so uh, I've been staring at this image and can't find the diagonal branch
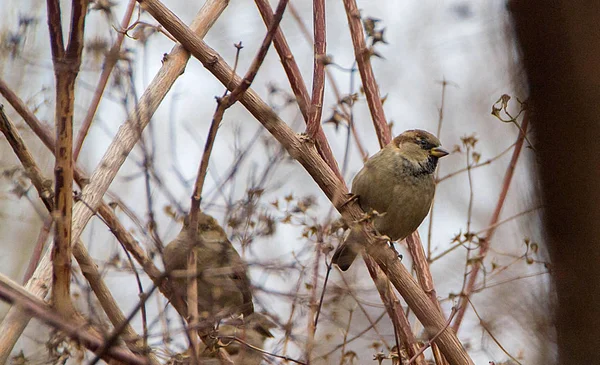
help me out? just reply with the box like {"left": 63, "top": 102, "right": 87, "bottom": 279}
{"left": 0, "top": 273, "right": 148, "bottom": 365}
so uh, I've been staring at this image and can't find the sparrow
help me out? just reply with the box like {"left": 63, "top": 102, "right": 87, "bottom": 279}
{"left": 163, "top": 212, "right": 254, "bottom": 320}
{"left": 332, "top": 129, "right": 449, "bottom": 271}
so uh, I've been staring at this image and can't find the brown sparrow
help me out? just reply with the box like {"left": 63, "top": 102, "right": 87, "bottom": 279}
{"left": 332, "top": 129, "right": 449, "bottom": 270}
{"left": 163, "top": 212, "right": 254, "bottom": 320}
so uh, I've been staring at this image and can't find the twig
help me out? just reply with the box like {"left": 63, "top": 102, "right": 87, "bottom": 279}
{"left": 452, "top": 111, "right": 530, "bottom": 332}
{"left": 338, "top": 309, "right": 354, "bottom": 365}
{"left": 315, "top": 310, "right": 387, "bottom": 360}
{"left": 407, "top": 307, "right": 458, "bottom": 364}
{"left": 466, "top": 298, "right": 523, "bottom": 365}
{"left": 428, "top": 79, "right": 452, "bottom": 258}
{"left": 74, "top": 0, "right": 137, "bottom": 160}
{"left": 313, "top": 260, "right": 331, "bottom": 329}
{"left": 436, "top": 141, "right": 517, "bottom": 183}
{"left": 306, "top": 230, "right": 324, "bottom": 363}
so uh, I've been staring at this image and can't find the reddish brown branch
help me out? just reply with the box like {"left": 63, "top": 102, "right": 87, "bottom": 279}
{"left": 306, "top": 0, "right": 326, "bottom": 139}
{"left": 287, "top": 4, "right": 369, "bottom": 161}
{"left": 451, "top": 112, "right": 530, "bottom": 332}
{"left": 47, "top": 0, "right": 89, "bottom": 317}
{"left": 363, "top": 256, "right": 427, "bottom": 365}
{"left": 0, "top": 78, "right": 54, "bottom": 148}
{"left": 253, "top": 0, "right": 343, "bottom": 181}
{"left": 341, "top": 0, "right": 390, "bottom": 147}
{"left": 226, "top": 0, "right": 289, "bottom": 107}
{"left": 190, "top": 0, "right": 288, "bottom": 223}
{"left": 46, "top": 0, "right": 65, "bottom": 58}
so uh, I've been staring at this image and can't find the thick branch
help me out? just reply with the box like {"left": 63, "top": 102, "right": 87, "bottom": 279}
{"left": 0, "top": 273, "right": 148, "bottom": 365}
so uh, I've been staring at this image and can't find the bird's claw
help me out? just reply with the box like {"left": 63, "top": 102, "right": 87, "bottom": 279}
{"left": 341, "top": 193, "right": 359, "bottom": 208}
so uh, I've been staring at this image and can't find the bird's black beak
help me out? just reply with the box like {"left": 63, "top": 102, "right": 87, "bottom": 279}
{"left": 430, "top": 147, "right": 449, "bottom": 158}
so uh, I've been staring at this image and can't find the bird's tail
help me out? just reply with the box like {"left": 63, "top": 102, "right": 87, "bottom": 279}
{"left": 331, "top": 229, "right": 363, "bottom": 271}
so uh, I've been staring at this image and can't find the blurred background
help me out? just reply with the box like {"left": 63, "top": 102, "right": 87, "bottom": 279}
{"left": 0, "top": 0, "right": 551, "bottom": 364}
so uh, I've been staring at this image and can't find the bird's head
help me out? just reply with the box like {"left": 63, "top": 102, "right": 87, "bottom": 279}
{"left": 182, "top": 212, "right": 227, "bottom": 239}
{"left": 392, "top": 129, "right": 449, "bottom": 174}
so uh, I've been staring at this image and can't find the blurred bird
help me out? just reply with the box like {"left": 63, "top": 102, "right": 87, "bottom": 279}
{"left": 163, "top": 212, "right": 254, "bottom": 320}
{"left": 332, "top": 129, "right": 449, "bottom": 271}
{"left": 168, "top": 312, "right": 276, "bottom": 365}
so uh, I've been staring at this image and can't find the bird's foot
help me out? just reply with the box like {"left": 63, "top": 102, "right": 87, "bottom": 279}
{"left": 388, "top": 241, "right": 403, "bottom": 261}
{"left": 341, "top": 193, "right": 359, "bottom": 208}
{"left": 375, "top": 234, "right": 391, "bottom": 243}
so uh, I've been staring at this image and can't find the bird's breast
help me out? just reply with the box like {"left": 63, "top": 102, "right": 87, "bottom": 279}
{"left": 351, "top": 155, "right": 436, "bottom": 241}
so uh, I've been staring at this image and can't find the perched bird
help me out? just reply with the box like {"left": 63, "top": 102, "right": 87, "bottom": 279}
{"left": 163, "top": 212, "right": 254, "bottom": 321}
{"left": 168, "top": 312, "right": 276, "bottom": 365}
{"left": 332, "top": 129, "right": 449, "bottom": 271}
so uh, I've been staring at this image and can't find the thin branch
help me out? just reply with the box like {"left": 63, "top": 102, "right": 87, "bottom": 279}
{"left": 315, "top": 310, "right": 387, "bottom": 360}
{"left": 22, "top": 217, "right": 53, "bottom": 284}
{"left": 466, "top": 298, "right": 523, "bottom": 365}
{"left": 428, "top": 79, "right": 452, "bottom": 258}
{"left": 306, "top": 231, "right": 324, "bottom": 362}
{"left": 287, "top": 4, "right": 368, "bottom": 161}
{"left": 436, "top": 141, "right": 517, "bottom": 183}
{"left": 48, "top": 0, "right": 90, "bottom": 317}
{"left": 218, "top": 335, "right": 307, "bottom": 365}
{"left": 189, "top": 0, "right": 289, "bottom": 226}
{"left": 407, "top": 307, "right": 458, "bottom": 364}
{"left": 0, "top": 106, "right": 54, "bottom": 211}
{"left": 74, "top": 0, "right": 137, "bottom": 160}
{"left": 452, "top": 110, "right": 530, "bottom": 332}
